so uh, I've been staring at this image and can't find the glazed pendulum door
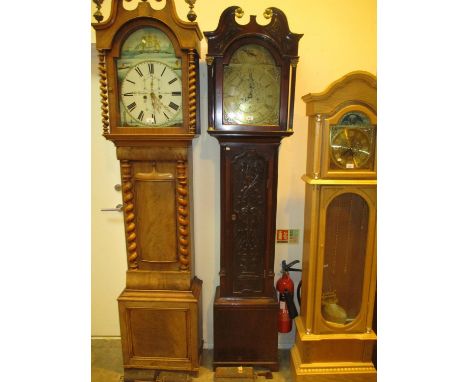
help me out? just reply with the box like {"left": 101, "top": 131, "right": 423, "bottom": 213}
{"left": 321, "top": 192, "right": 369, "bottom": 326}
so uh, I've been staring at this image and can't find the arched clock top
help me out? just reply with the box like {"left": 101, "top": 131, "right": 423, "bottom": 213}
{"left": 93, "top": 0, "right": 203, "bottom": 52}
{"left": 221, "top": 37, "right": 283, "bottom": 67}
{"left": 204, "top": 6, "right": 302, "bottom": 60}
{"left": 303, "top": 71, "right": 377, "bottom": 117}
{"left": 204, "top": 6, "right": 302, "bottom": 134}
{"left": 111, "top": 20, "right": 183, "bottom": 58}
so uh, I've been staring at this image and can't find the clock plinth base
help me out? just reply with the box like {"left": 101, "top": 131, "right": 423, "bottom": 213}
{"left": 122, "top": 368, "right": 157, "bottom": 382}
{"left": 290, "top": 318, "right": 376, "bottom": 382}
{"left": 123, "top": 369, "right": 196, "bottom": 382}
{"left": 291, "top": 346, "right": 376, "bottom": 382}
{"left": 213, "top": 287, "right": 279, "bottom": 371}
{"left": 126, "top": 270, "right": 192, "bottom": 290}
{"left": 118, "top": 278, "right": 203, "bottom": 376}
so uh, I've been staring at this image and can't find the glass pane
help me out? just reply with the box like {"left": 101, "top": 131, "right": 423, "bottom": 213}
{"left": 329, "top": 111, "right": 376, "bottom": 170}
{"left": 321, "top": 193, "right": 369, "bottom": 325}
{"left": 223, "top": 44, "right": 280, "bottom": 126}
{"left": 117, "top": 27, "right": 182, "bottom": 127}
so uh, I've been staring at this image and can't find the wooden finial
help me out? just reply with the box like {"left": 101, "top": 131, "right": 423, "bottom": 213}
{"left": 185, "top": 0, "right": 197, "bottom": 22}
{"left": 235, "top": 7, "right": 244, "bottom": 19}
{"left": 263, "top": 8, "right": 273, "bottom": 19}
{"left": 92, "top": 0, "right": 104, "bottom": 23}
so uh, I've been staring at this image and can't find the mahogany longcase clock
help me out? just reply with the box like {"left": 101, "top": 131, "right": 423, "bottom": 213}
{"left": 204, "top": 6, "right": 302, "bottom": 370}
{"left": 92, "top": 1, "right": 203, "bottom": 380}
{"left": 291, "top": 72, "right": 377, "bottom": 382}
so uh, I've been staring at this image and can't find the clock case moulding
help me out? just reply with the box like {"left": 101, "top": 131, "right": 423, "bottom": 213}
{"left": 92, "top": 0, "right": 203, "bottom": 377}
{"left": 204, "top": 6, "right": 302, "bottom": 371}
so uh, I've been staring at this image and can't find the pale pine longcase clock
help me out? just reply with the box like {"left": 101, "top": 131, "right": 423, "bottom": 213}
{"left": 204, "top": 6, "right": 302, "bottom": 371}
{"left": 291, "top": 72, "right": 377, "bottom": 382}
{"left": 92, "top": 1, "right": 203, "bottom": 380}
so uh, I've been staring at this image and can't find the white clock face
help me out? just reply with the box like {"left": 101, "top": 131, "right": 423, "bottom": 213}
{"left": 120, "top": 60, "right": 182, "bottom": 127}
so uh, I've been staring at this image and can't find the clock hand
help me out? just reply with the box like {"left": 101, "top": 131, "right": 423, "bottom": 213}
{"left": 153, "top": 95, "right": 174, "bottom": 115}
{"left": 158, "top": 91, "right": 181, "bottom": 95}
{"left": 124, "top": 91, "right": 152, "bottom": 96}
{"left": 150, "top": 91, "right": 159, "bottom": 112}
{"left": 343, "top": 128, "right": 352, "bottom": 148}
{"left": 354, "top": 148, "right": 370, "bottom": 155}
{"left": 331, "top": 144, "right": 353, "bottom": 151}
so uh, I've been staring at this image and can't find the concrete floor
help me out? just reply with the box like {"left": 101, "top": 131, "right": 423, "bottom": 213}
{"left": 91, "top": 338, "right": 292, "bottom": 382}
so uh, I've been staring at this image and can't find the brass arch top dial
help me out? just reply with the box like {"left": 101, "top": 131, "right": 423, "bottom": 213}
{"left": 329, "top": 111, "right": 376, "bottom": 170}
{"left": 223, "top": 44, "right": 280, "bottom": 126}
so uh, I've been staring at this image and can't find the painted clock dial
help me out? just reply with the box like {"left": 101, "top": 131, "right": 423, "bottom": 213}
{"left": 223, "top": 44, "right": 280, "bottom": 126}
{"left": 117, "top": 27, "right": 182, "bottom": 127}
{"left": 329, "top": 111, "right": 376, "bottom": 170}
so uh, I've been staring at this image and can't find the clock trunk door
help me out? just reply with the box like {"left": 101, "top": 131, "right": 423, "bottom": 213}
{"left": 315, "top": 186, "right": 376, "bottom": 333}
{"left": 219, "top": 143, "right": 278, "bottom": 298}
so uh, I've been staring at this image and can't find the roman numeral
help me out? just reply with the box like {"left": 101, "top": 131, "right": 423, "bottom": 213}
{"left": 127, "top": 102, "right": 137, "bottom": 112}
{"left": 123, "top": 92, "right": 134, "bottom": 97}
{"left": 168, "top": 78, "right": 177, "bottom": 85}
{"left": 151, "top": 114, "right": 156, "bottom": 123}
{"left": 163, "top": 112, "right": 170, "bottom": 119}
{"left": 168, "top": 102, "right": 179, "bottom": 111}
{"left": 161, "top": 67, "right": 166, "bottom": 77}
{"left": 171, "top": 91, "right": 181, "bottom": 96}
{"left": 126, "top": 79, "right": 135, "bottom": 84}
{"left": 138, "top": 111, "right": 144, "bottom": 121}
{"left": 135, "top": 67, "right": 143, "bottom": 77}
{"left": 148, "top": 63, "right": 154, "bottom": 74}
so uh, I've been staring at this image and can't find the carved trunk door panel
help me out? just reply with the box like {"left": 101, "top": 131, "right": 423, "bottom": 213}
{"left": 221, "top": 144, "right": 276, "bottom": 297}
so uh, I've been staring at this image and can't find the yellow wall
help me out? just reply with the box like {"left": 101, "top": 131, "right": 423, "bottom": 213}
{"left": 91, "top": 0, "right": 376, "bottom": 347}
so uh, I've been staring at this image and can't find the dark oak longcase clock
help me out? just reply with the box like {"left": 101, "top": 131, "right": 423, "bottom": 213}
{"left": 92, "top": 1, "right": 202, "bottom": 380}
{"left": 204, "top": 6, "right": 302, "bottom": 370}
{"left": 291, "top": 72, "right": 377, "bottom": 382}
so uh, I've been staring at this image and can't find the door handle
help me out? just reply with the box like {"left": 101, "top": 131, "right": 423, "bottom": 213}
{"left": 100, "top": 204, "right": 123, "bottom": 212}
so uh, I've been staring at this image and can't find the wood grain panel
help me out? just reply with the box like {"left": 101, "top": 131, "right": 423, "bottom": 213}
{"left": 129, "top": 308, "right": 188, "bottom": 359}
{"left": 135, "top": 177, "right": 177, "bottom": 264}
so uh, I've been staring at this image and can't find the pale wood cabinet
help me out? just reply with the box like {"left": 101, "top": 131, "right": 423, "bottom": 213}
{"left": 291, "top": 72, "right": 377, "bottom": 382}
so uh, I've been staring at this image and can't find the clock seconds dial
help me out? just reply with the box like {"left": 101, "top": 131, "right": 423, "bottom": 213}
{"left": 120, "top": 60, "right": 182, "bottom": 127}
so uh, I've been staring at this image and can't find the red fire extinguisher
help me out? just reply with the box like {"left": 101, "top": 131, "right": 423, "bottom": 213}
{"left": 276, "top": 260, "right": 301, "bottom": 333}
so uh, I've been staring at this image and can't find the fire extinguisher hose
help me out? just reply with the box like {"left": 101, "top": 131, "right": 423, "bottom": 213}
{"left": 284, "top": 290, "right": 298, "bottom": 319}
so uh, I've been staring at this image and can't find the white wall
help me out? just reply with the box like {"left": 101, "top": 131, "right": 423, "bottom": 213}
{"left": 91, "top": 0, "right": 376, "bottom": 348}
